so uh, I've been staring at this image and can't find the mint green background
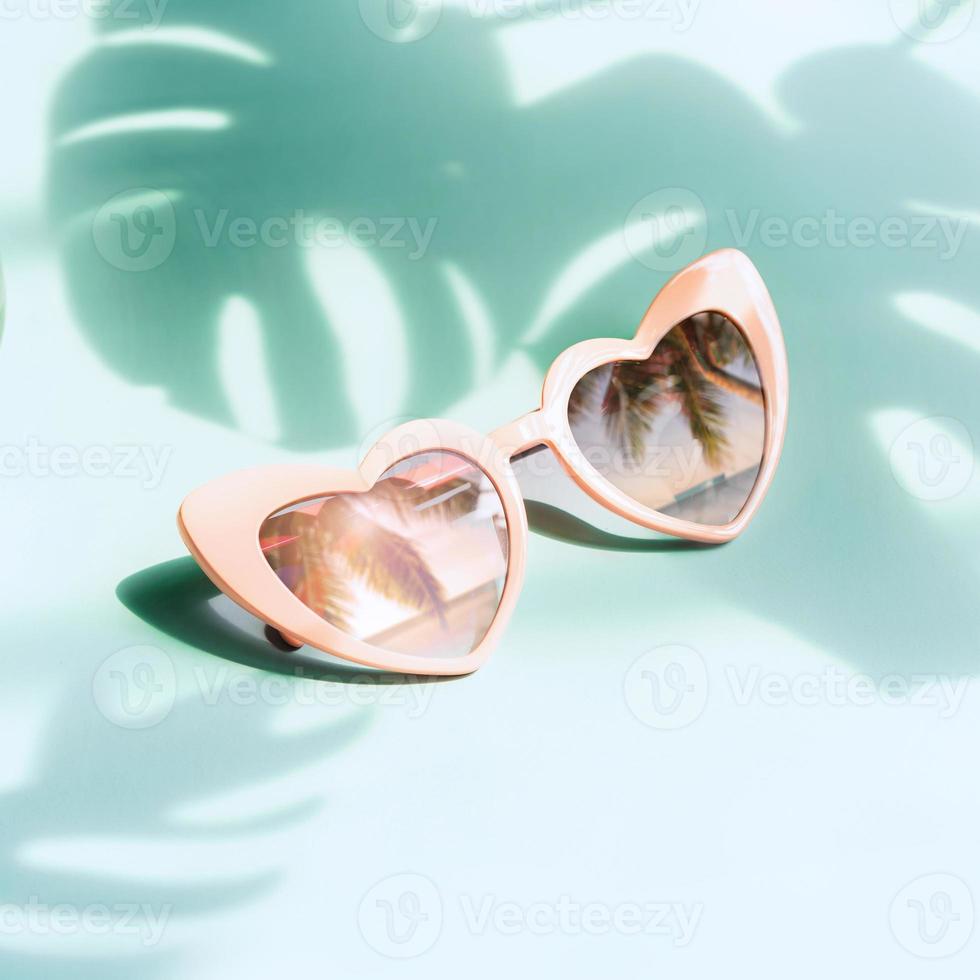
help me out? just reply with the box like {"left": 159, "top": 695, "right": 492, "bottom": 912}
{"left": 1, "top": 2, "right": 979, "bottom": 977}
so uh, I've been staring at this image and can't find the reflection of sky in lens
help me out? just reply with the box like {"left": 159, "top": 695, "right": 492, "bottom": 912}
{"left": 591, "top": 388, "right": 763, "bottom": 507}
{"left": 350, "top": 491, "right": 506, "bottom": 649}
{"left": 569, "top": 318, "right": 765, "bottom": 523}
{"left": 260, "top": 455, "right": 508, "bottom": 658}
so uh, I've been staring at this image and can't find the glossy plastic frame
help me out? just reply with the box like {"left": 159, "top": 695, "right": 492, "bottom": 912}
{"left": 179, "top": 249, "right": 788, "bottom": 675}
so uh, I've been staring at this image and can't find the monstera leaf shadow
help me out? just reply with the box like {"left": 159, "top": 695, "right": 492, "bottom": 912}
{"left": 46, "top": 3, "right": 521, "bottom": 447}
{"left": 47, "top": 1, "right": 780, "bottom": 450}
{"left": 34, "top": 12, "right": 980, "bottom": 976}
{"left": 0, "top": 558, "right": 453, "bottom": 977}
{"left": 719, "top": 41, "right": 980, "bottom": 679}
{"left": 48, "top": 6, "right": 980, "bottom": 678}
{"left": 544, "top": 40, "right": 980, "bottom": 679}
{"left": 0, "top": 640, "right": 372, "bottom": 978}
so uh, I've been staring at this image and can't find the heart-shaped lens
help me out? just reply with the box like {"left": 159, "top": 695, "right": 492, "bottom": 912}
{"left": 259, "top": 452, "right": 509, "bottom": 659}
{"left": 568, "top": 312, "right": 765, "bottom": 525}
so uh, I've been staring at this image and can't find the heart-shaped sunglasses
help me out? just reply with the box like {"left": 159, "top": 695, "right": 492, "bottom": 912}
{"left": 179, "top": 249, "right": 788, "bottom": 675}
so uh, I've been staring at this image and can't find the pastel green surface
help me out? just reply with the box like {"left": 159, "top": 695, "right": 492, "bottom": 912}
{"left": 1, "top": 3, "right": 979, "bottom": 977}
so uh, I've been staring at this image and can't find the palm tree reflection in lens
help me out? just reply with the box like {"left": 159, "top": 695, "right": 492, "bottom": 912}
{"left": 259, "top": 452, "right": 508, "bottom": 658}
{"left": 568, "top": 312, "right": 765, "bottom": 526}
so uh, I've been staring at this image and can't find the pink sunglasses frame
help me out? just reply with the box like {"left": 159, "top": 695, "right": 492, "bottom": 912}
{"left": 178, "top": 249, "right": 788, "bottom": 676}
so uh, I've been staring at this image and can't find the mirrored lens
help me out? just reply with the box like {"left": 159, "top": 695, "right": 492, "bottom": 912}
{"left": 567, "top": 312, "right": 765, "bottom": 525}
{"left": 259, "top": 452, "right": 508, "bottom": 659}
